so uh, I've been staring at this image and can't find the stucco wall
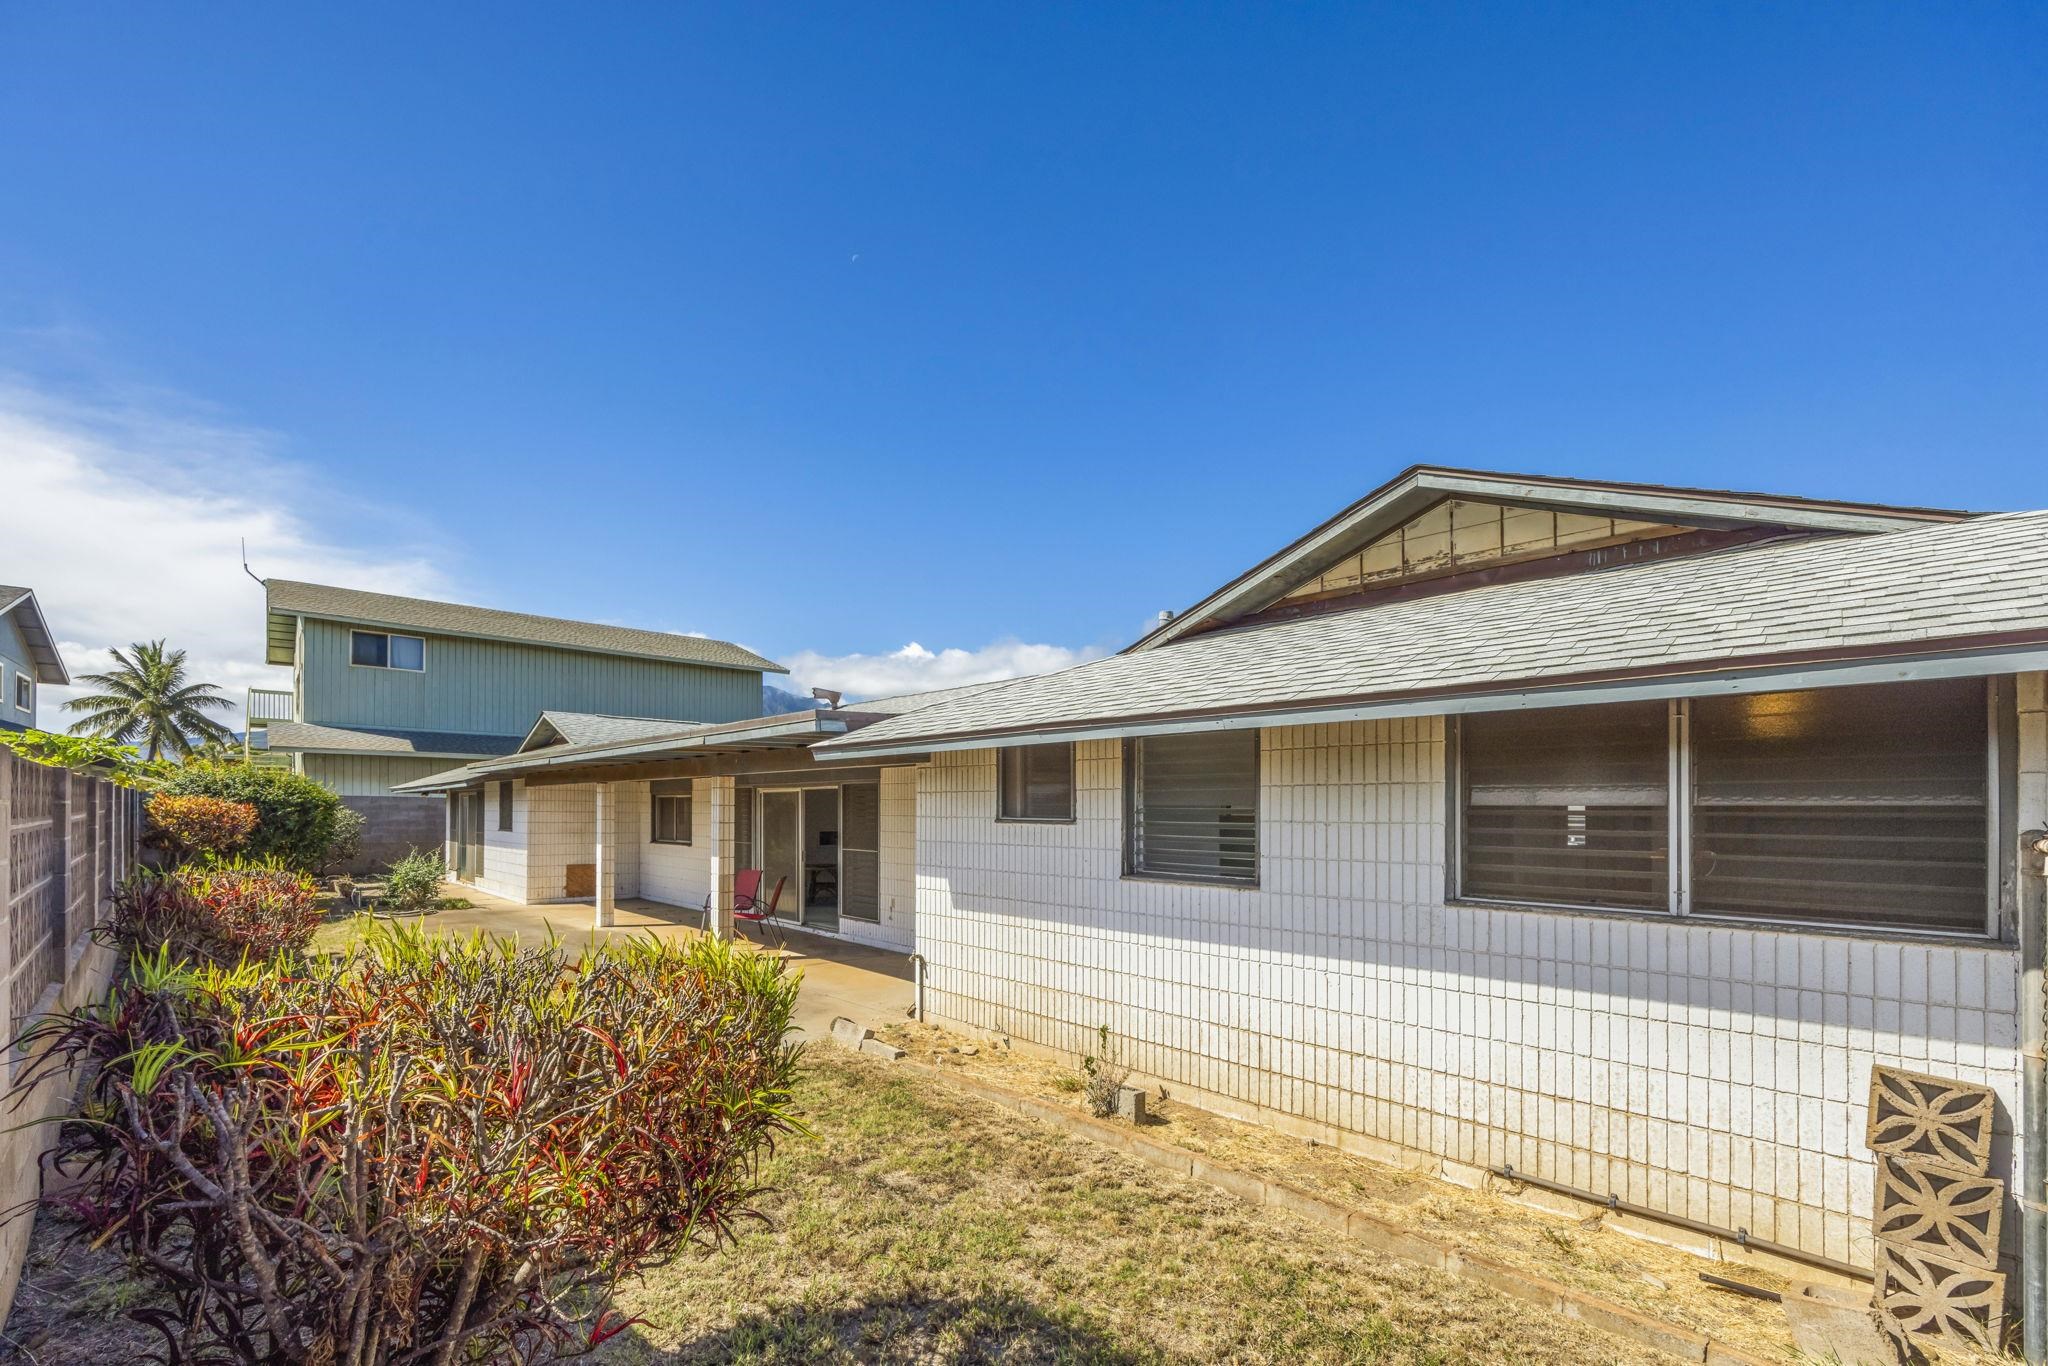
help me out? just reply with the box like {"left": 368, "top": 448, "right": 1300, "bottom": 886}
{"left": 912, "top": 717, "right": 2031, "bottom": 1271}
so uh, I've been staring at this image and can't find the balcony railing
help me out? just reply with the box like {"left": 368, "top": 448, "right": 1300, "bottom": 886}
{"left": 245, "top": 689, "right": 295, "bottom": 725}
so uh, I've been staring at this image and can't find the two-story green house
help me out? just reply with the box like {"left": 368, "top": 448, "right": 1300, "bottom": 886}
{"left": 252, "top": 579, "right": 783, "bottom": 867}
{"left": 0, "top": 586, "right": 69, "bottom": 733}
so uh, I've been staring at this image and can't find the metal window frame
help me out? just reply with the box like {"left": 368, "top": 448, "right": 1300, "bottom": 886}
{"left": 649, "top": 792, "right": 694, "bottom": 846}
{"left": 347, "top": 629, "right": 427, "bottom": 673}
{"left": 996, "top": 742, "right": 1077, "bottom": 824}
{"left": 1450, "top": 679, "right": 2005, "bottom": 942}
{"left": 496, "top": 781, "right": 513, "bottom": 833}
{"left": 1122, "top": 732, "right": 1261, "bottom": 889}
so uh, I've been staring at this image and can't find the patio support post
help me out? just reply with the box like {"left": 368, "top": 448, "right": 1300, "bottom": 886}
{"left": 594, "top": 783, "right": 617, "bottom": 931}
{"left": 705, "top": 776, "right": 736, "bottom": 941}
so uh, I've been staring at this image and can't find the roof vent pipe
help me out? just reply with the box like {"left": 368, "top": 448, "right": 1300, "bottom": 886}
{"left": 1154, "top": 609, "right": 1175, "bottom": 630}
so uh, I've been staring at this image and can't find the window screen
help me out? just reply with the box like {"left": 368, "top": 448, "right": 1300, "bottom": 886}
{"left": 1691, "top": 680, "right": 1987, "bottom": 933}
{"left": 389, "top": 634, "right": 425, "bottom": 671}
{"left": 350, "top": 631, "right": 388, "bottom": 667}
{"left": 999, "top": 743, "right": 1075, "bottom": 821}
{"left": 1126, "top": 731, "right": 1258, "bottom": 884}
{"left": 1460, "top": 702, "right": 1669, "bottom": 910}
{"left": 650, "top": 781, "right": 693, "bottom": 844}
{"left": 496, "top": 782, "right": 513, "bottom": 832}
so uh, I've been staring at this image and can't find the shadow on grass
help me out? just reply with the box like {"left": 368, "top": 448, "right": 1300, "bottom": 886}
{"left": 611, "top": 1288, "right": 1150, "bottom": 1365}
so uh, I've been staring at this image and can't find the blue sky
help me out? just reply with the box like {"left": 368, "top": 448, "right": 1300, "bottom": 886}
{"left": 1, "top": 4, "right": 2043, "bottom": 710}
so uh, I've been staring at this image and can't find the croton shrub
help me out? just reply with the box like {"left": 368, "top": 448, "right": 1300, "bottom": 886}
{"left": 144, "top": 792, "right": 259, "bottom": 862}
{"left": 153, "top": 763, "right": 344, "bottom": 871}
{"left": 24, "top": 926, "right": 804, "bottom": 1365}
{"left": 109, "top": 863, "right": 325, "bottom": 966}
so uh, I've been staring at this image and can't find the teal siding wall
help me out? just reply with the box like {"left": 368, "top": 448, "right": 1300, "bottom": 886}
{"left": 295, "top": 619, "right": 763, "bottom": 735}
{"left": 0, "top": 613, "right": 38, "bottom": 729}
{"left": 305, "top": 753, "right": 462, "bottom": 797}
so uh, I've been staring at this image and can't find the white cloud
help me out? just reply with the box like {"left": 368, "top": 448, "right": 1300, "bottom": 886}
{"left": 780, "top": 638, "right": 1106, "bottom": 703}
{"left": 0, "top": 367, "right": 1109, "bottom": 733}
{"left": 0, "top": 376, "right": 454, "bottom": 729}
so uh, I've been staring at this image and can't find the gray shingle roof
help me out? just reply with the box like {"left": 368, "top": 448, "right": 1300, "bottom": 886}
{"left": 261, "top": 722, "right": 524, "bottom": 757}
{"left": 844, "top": 679, "right": 1019, "bottom": 716}
{"left": 525, "top": 711, "right": 708, "bottom": 750}
{"left": 265, "top": 580, "right": 785, "bottom": 673}
{"left": 819, "top": 510, "right": 2048, "bottom": 755}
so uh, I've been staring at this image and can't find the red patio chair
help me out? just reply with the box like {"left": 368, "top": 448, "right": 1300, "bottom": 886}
{"left": 704, "top": 868, "right": 761, "bottom": 923}
{"left": 732, "top": 875, "right": 788, "bottom": 949}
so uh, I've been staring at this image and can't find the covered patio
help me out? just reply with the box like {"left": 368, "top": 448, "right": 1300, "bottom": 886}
{"left": 398, "top": 708, "right": 925, "bottom": 954}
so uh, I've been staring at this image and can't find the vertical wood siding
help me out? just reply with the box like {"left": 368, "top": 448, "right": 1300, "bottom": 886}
{"left": 296, "top": 619, "right": 764, "bottom": 734}
{"left": 304, "top": 755, "right": 470, "bottom": 797}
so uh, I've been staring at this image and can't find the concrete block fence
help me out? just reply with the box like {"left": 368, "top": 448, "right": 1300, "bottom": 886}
{"left": 0, "top": 750, "right": 142, "bottom": 1325}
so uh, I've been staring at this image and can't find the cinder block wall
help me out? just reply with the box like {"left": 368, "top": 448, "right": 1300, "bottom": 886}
{"left": 913, "top": 716, "right": 2030, "bottom": 1271}
{"left": 342, "top": 795, "right": 445, "bottom": 875}
{"left": 524, "top": 783, "right": 596, "bottom": 902}
{"left": 640, "top": 779, "right": 712, "bottom": 908}
{"left": 474, "top": 781, "right": 529, "bottom": 902}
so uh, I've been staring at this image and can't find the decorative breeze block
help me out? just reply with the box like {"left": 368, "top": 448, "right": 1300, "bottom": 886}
{"left": 1874, "top": 1239, "right": 2007, "bottom": 1353}
{"left": 1866, "top": 1065, "right": 1996, "bottom": 1174}
{"left": 1873, "top": 1156, "right": 2005, "bottom": 1269}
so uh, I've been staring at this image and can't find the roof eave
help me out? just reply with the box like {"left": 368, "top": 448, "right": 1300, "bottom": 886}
{"left": 819, "top": 633, "right": 2048, "bottom": 759}
{"left": 282, "top": 607, "right": 786, "bottom": 674}
{"left": 0, "top": 590, "right": 70, "bottom": 684}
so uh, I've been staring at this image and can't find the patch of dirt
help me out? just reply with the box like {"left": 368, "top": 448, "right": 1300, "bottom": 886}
{"left": 0, "top": 1213, "right": 163, "bottom": 1365}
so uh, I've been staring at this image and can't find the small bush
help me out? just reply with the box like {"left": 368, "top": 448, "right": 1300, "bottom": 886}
{"left": 154, "top": 763, "right": 343, "bottom": 871}
{"left": 315, "top": 804, "right": 366, "bottom": 876}
{"left": 384, "top": 847, "right": 445, "bottom": 910}
{"left": 109, "top": 863, "right": 324, "bottom": 966}
{"left": 1081, "top": 1023, "right": 1131, "bottom": 1118}
{"left": 21, "top": 926, "right": 804, "bottom": 1364}
{"left": 144, "top": 792, "right": 257, "bottom": 862}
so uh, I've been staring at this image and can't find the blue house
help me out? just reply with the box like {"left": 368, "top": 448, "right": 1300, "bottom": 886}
{"left": 0, "top": 586, "right": 69, "bottom": 733}
{"left": 252, "top": 579, "right": 783, "bottom": 866}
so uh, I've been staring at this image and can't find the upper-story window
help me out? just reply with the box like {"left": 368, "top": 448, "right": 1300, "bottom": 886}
{"left": 1453, "top": 678, "right": 1993, "bottom": 937}
{"left": 13, "top": 673, "right": 29, "bottom": 711}
{"left": 351, "top": 630, "right": 425, "bottom": 671}
{"left": 998, "top": 743, "right": 1075, "bottom": 821}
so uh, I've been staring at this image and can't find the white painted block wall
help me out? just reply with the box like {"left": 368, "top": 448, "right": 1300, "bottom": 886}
{"left": 913, "top": 718, "right": 2030, "bottom": 1270}
{"left": 474, "top": 781, "right": 529, "bottom": 902}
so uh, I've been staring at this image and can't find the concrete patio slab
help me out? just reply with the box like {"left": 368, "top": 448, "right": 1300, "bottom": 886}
{"left": 328, "top": 886, "right": 913, "bottom": 1043}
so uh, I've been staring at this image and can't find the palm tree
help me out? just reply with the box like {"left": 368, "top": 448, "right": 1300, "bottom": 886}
{"left": 64, "top": 640, "right": 236, "bottom": 761}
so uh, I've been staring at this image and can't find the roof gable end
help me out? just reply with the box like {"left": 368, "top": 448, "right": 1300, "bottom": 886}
{"left": 1129, "top": 466, "right": 1971, "bottom": 652}
{"left": 0, "top": 586, "right": 71, "bottom": 684}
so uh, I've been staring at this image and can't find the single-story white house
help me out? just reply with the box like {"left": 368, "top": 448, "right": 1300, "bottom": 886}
{"left": 403, "top": 466, "right": 2047, "bottom": 1316}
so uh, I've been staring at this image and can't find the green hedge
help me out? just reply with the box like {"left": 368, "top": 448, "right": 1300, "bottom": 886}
{"left": 156, "top": 764, "right": 344, "bottom": 872}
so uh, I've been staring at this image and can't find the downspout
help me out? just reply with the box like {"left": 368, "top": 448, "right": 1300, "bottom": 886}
{"left": 2021, "top": 826, "right": 2047, "bottom": 1366}
{"left": 907, "top": 952, "right": 926, "bottom": 1021}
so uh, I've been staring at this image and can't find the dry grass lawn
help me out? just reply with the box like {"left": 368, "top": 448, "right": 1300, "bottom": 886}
{"left": 593, "top": 1048, "right": 1671, "bottom": 1364}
